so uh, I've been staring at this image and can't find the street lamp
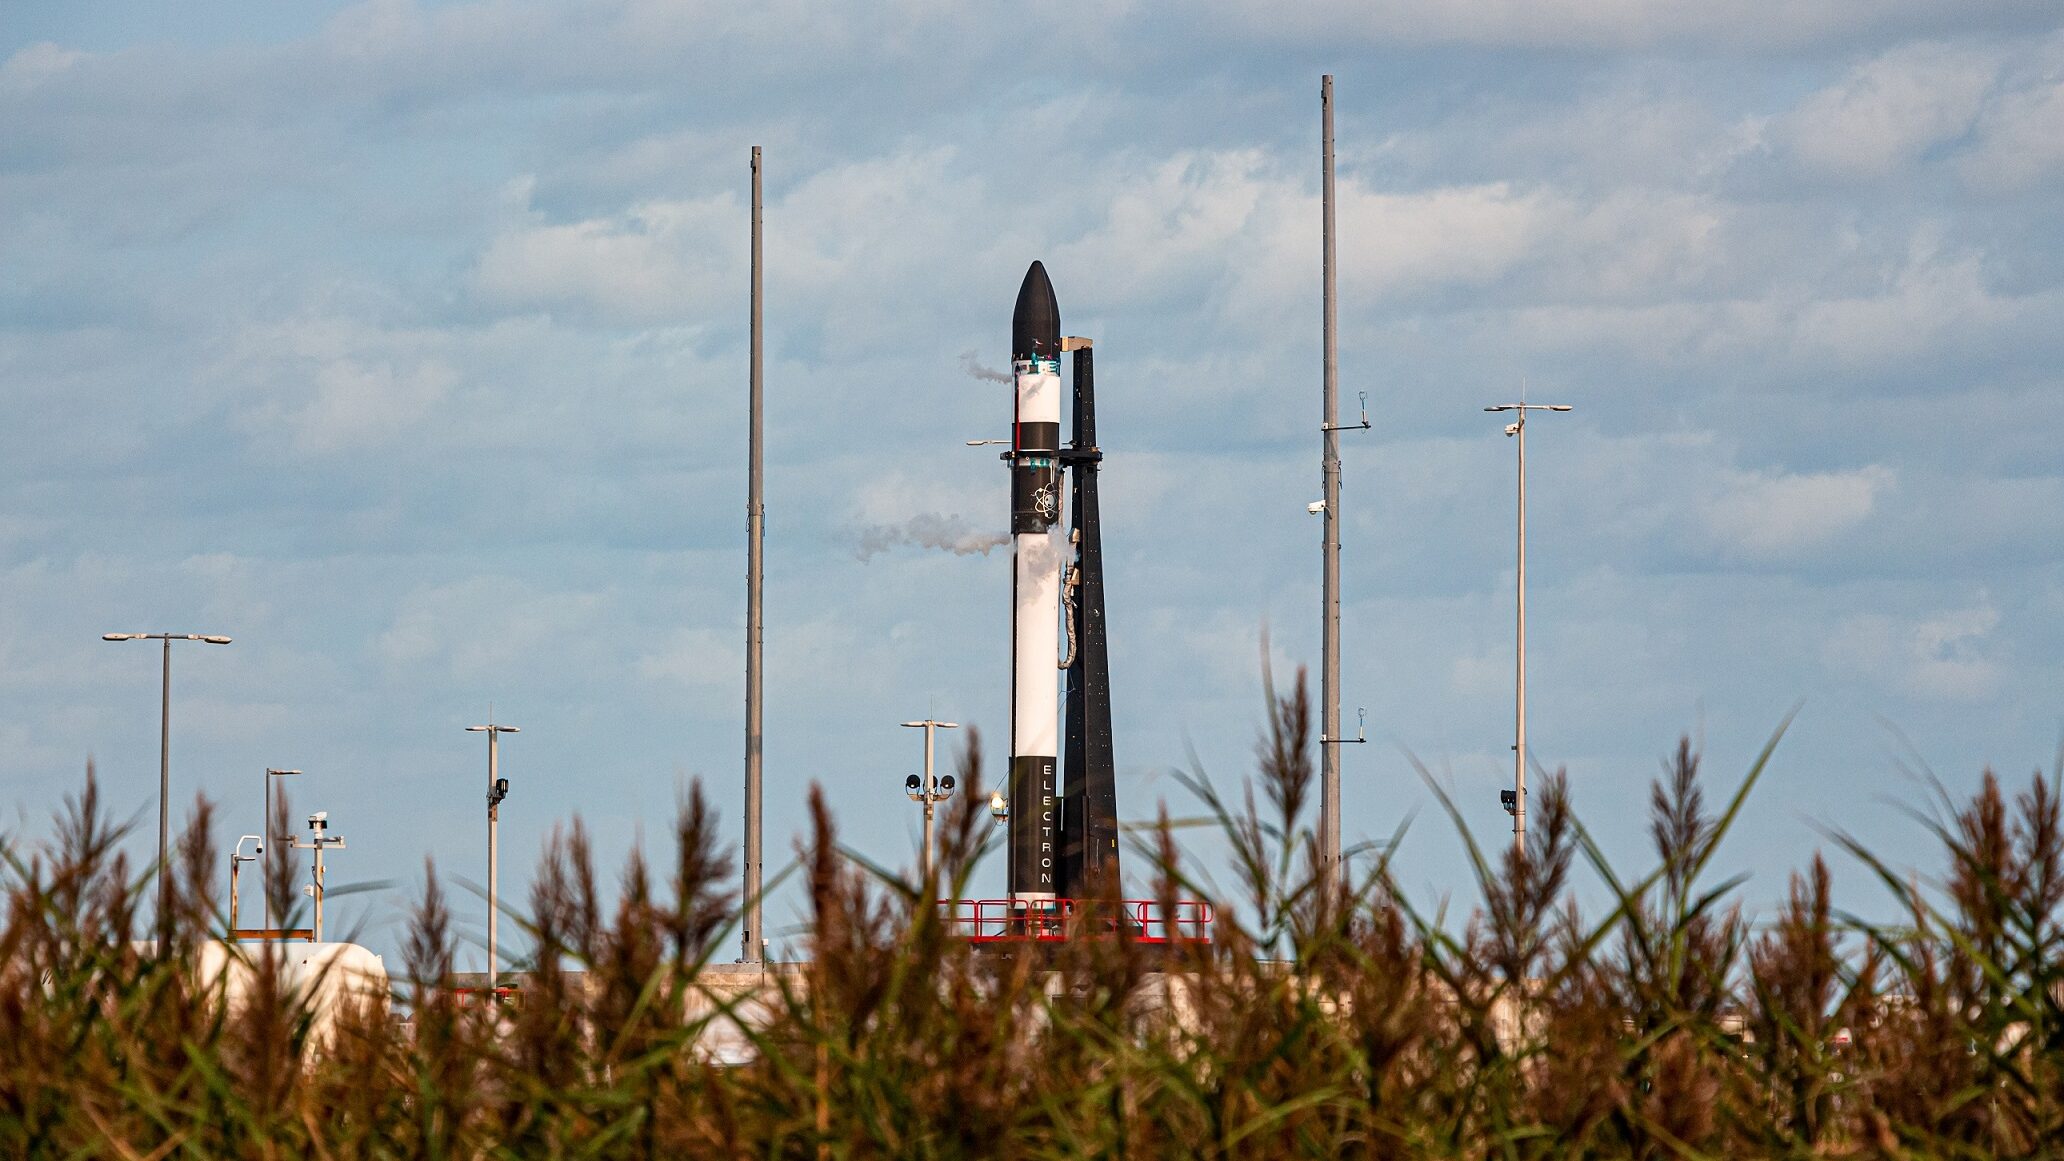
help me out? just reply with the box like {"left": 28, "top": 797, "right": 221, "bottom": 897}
{"left": 263, "top": 768, "right": 302, "bottom": 937}
{"left": 466, "top": 720, "right": 519, "bottom": 999}
{"left": 899, "top": 719, "right": 959, "bottom": 882}
{"left": 102, "top": 631, "right": 232, "bottom": 953}
{"left": 1482, "top": 401, "right": 1572, "bottom": 857}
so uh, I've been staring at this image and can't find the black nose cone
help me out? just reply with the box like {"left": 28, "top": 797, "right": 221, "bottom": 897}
{"left": 1012, "top": 260, "right": 1061, "bottom": 360}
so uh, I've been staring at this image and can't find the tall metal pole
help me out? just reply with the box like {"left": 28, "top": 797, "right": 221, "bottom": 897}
{"left": 901, "top": 719, "right": 959, "bottom": 882}
{"left": 1319, "top": 75, "right": 1343, "bottom": 893}
{"left": 312, "top": 840, "right": 325, "bottom": 943}
{"left": 922, "top": 724, "right": 936, "bottom": 881}
{"left": 262, "top": 768, "right": 300, "bottom": 936}
{"left": 467, "top": 722, "right": 515, "bottom": 990}
{"left": 264, "top": 772, "right": 270, "bottom": 934}
{"left": 158, "top": 636, "right": 172, "bottom": 952}
{"left": 743, "top": 145, "right": 766, "bottom": 964}
{"left": 102, "top": 631, "right": 230, "bottom": 953}
{"left": 1513, "top": 414, "right": 1527, "bottom": 857}
{"left": 488, "top": 728, "right": 500, "bottom": 991}
{"left": 1485, "top": 401, "right": 1569, "bottom": 855}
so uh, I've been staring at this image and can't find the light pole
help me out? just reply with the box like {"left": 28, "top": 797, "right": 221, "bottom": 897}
{"left": 102, "top": 631, "right": 232, "bottom": 953}
{"left": 1483, "top": 401, "right": 1571, "bottom": 856}
{"left": 900, "top": 719, "right": 959, "bottom": 882}
{"left": 263, "top": 768, "right": 301, "bottom": 937}
{"left": 466, "top": 720, "right": 518, "bottom": 997}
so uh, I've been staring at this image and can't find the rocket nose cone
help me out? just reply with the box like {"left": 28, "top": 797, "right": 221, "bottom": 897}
{"left": 1013, "top": 260, "right": 1061, "bottom": 360}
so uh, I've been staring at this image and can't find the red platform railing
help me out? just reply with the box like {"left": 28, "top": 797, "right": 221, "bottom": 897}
{"left": 937, "top": 898, "right": 1214, "bottom": 944}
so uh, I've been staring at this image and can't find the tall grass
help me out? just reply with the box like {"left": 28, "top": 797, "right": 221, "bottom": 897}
{"left": 3, "top": 683, "right": 2062, "bottom": 1158}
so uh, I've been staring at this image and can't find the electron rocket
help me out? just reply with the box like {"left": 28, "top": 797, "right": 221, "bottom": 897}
{"left": 1008, "top": 261, "right": 1063, "bottom": 903}
{"left": 1006, "top": 261, "right": 1122, "bottom": 908}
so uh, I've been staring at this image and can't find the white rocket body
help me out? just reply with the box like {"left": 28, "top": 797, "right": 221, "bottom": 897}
{"left": 1010, "top": 354, "right": 1062, "bottom": 903}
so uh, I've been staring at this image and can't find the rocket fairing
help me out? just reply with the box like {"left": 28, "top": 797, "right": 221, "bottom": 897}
{"left": 1009, "top": 261, "right": 1063, "bottom": 903}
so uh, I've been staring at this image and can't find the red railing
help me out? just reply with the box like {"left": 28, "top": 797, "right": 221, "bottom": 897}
{"left": 937, "top": 898, "right": 1214, "bottom": 944}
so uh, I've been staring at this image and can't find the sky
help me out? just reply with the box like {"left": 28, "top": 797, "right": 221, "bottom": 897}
{"left": 3, "top": 0, "right": 2062, "bottom": 969}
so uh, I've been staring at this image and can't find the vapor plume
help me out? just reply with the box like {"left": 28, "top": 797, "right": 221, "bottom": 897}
{"left": 959, "top": 350, "right": 1012, "bottom": 384}
{"left": 855, "top": 513, "right": 1011, "bottom": 561}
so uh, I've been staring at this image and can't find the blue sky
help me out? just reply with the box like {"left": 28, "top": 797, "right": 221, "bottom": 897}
{"left": 4, "top": 0, "right": 2062, "bottom": 967}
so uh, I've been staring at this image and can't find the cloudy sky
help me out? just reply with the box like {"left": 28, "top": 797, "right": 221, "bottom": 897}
{"left": 4, "top": 0, "right": 2062, "bottom": 965}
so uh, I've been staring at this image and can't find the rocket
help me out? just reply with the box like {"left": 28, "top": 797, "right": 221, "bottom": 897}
{"left": 1006, "top": 261, "right": 1123, "bottom": 908}
{"left": 1008, "top": 261, "right": 1063, "bottom": 904}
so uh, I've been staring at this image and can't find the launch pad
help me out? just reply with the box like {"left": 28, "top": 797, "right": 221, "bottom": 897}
{"left": 939, "top": 898, "right": 1214, "bottom": 946}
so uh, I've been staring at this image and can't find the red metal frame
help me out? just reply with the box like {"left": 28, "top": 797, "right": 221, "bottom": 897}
{"left": 937, "top": 898, "right": 1214, "bottom": 944}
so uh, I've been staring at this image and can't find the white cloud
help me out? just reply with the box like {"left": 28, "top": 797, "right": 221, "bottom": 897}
{"left": 1791, "top": 246, "right": 2032, "bottom": 366}
{"left": 377, "top": 576, "right": 613, "bottom": 679}
{"left": 1961, "top": 73, "right": 2064, "bottom": 190}
{"left": 473, "top": 188, "right": 744, "bottom": 324}
{"left": 635, "top": 626, "right": 744, "bottom": 692}
{"left": 0, "top": 42, "right": 87, "bottom": 92}
{"left": 221, "top": 318, "right": 463, "bottom": 455}
{"left": 1774, "top": 42, "right": 1996, "bottom": 179}
{"left": 1194, "top": 0, "right": 2052, "bottom": 51}
{"left": 1825, "top": 597, "right": 2003, "bottom": 701}
{"left": 1701, "top": 465, "right": 1894, "bottom": 556}
{"left": 1056, "top": 153, "right": 1579, "bottom": 326}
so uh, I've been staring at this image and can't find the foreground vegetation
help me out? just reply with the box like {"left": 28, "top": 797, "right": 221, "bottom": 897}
{"left": 3, "top": 673, "right": 2062, "bottom": 1158}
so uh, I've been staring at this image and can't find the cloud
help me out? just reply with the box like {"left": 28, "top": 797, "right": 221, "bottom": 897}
{"left": 0, "top": 43, "right": 87, "bottom": 93}
{"left": 635, "top": 626, "right": 745, "bottom": 692}
{"left": 473, "top": 186, "right": 744, "bottom": 324}
{"left": 1773, "top": 42, "right": 1996, "bottom": 179}
{"left": 1824, "top": 596, "right": 2003, "bottom": 700}
{"left": 377, "top": 576, "right": 613, "bottom": 680}
{"left": 1961, "top": 72, "right": 2064, "bottom": 190}
{"left": 1700, "top": 465, "right": 1894, "bottom": 556}
{"left": 221, "top": 318, "right": 463, "bottom": 456}
{"left": 1192, "top": 0, "right": 2055, "bottom": 51}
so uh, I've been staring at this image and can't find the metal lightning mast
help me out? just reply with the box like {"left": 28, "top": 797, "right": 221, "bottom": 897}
{"left": 1317, "top": 75, "right": 1370, "bottom": 894}
{"left": 743, "top": 146, "right": 765, "bottom": 963}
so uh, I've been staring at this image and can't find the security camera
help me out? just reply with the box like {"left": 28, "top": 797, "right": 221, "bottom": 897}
{"left": 938, "top": 774, "right": 956, "bottom": 793}
{"left": 1504, "top": 423, "right": 1520, "bottom": 436}
{"left": 1306, "top": 500, "right": 1327, "bottom": 515}
{"left": 905, "top": 774, "right": 922, "bottom": 791}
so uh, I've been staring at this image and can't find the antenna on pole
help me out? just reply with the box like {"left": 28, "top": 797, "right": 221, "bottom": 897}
{"left": 743, "top": 145, "right": 766, "bottom": 965}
